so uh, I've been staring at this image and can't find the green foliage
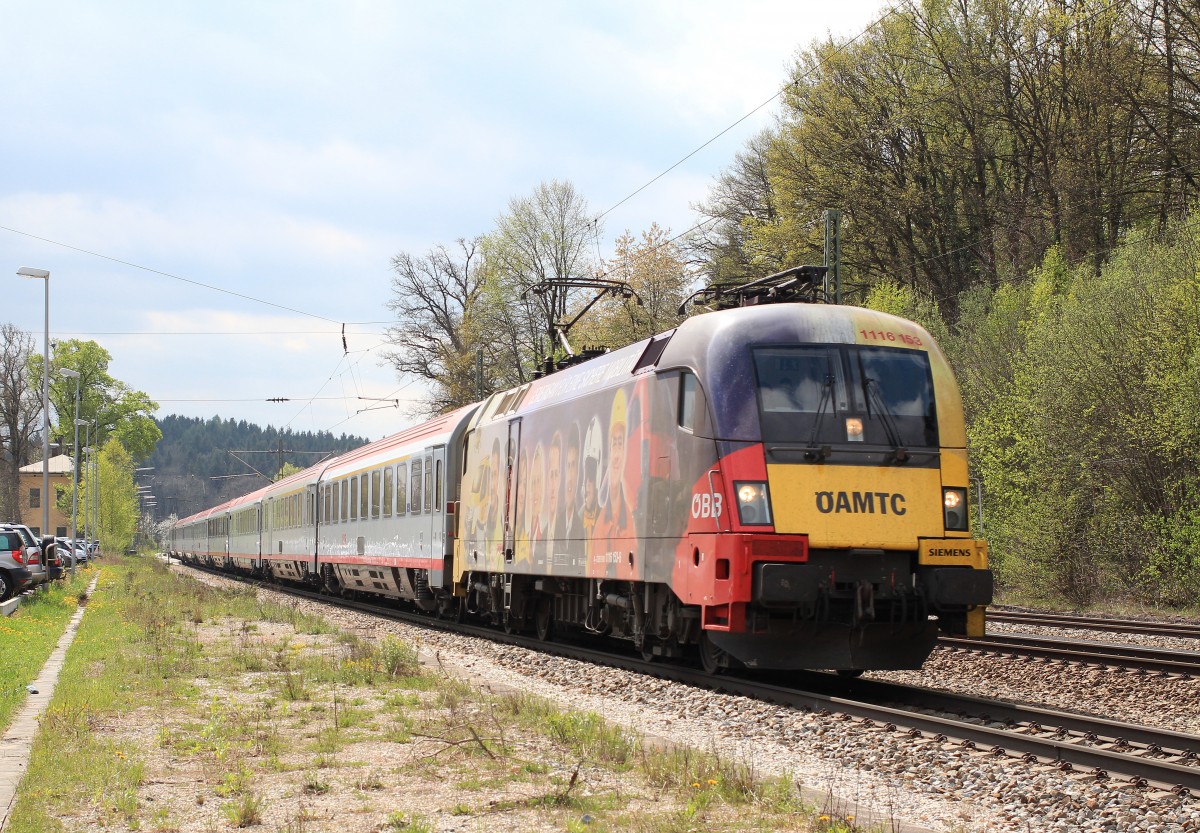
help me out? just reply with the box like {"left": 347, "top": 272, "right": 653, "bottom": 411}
{"left": 273, "top": 462, "right": 303, "bottom": 481}
{"left": 947, "top": 215, "right": 1200, "bottom": 606}
{"left": 0, "top": 573, "right": 93, "bottom": 734}
{"left": 79, "top": 438, "right": 139, "bottom": 554}
{"left": 693, "top": 0, "right": 1199, "bottom": 310}
{"left": 37, "top": 338, "right": 162, "bottom": 461}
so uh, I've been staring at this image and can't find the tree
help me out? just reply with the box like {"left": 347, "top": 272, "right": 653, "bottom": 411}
{"left": 694, "top": 0, "right": 1196, "bottom": 314}
{"left": 0, "top": 324, "right": 41, "bottom": 520}
{"left": 689, "top": 128, "right": 785, "bottom": 285}
{"left": 382, "top": 239, "right": 490, "bottom": 416}
{"left": 274, "top": 462, "right": 303, "bottom": 481}
{"left": 35, "top": 339, "right": 161, "bottom": 461}
{"left": 82, "top": 437, "right": 138, "bottom": 554}
{"left": 480, "top": 180, "right": 599, "bottom": 385}
{"left": 575, "top": 224, "right": 690, "bottom": 348}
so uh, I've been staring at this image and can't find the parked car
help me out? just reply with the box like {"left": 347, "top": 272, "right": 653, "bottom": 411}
{"left": 0, "top": 527, "right": 36, "bottom": 601}
{"left": 1, "top": 523, "right": 47, "bottom": 587}
{"left": 57, "top": 537, "right": 87, "bottom": 567}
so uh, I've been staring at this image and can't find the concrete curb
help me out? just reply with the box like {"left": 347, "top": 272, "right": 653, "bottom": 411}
{"left": 0, "top": 599, "right": 17, "bottom": 619}
{"left": 0, "top": 574, "right": 100, "bottom": 831}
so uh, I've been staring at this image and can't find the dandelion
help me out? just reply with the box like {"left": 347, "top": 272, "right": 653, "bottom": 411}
{"left": 706, "top": 779, "right": 717, "bottom": 786}
{"left": 691, "top": 782, "right": 701, "bottom": 789}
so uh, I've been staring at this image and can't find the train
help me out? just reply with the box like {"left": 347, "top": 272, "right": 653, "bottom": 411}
{"left": 169, "top": 275, "right": 992, "bottom": 673}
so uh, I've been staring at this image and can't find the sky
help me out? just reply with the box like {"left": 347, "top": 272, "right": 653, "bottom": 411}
{"left": 3, "top": 0, "right": 885, "bottom": 444}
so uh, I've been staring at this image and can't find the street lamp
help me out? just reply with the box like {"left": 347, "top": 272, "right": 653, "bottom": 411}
{"left": 62, "top": 369, "right": 81, "bottom": 575}
{"left": 79, "top": 419, "right": 92, "bottom": 546}
{"left": 17, "top": 267, "right": 50, "bottom": 540}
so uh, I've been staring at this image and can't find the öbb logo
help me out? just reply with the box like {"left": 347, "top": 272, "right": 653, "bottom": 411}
{"left": 815, "top": 491, "right": 907, "bottom": 515}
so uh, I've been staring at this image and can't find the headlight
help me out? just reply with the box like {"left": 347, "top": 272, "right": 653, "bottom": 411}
{"left": 735, "top": 481, "right": 773, "bottom": 525}
{"left": 943, "top": 487, "right": 968, "bottom": 531}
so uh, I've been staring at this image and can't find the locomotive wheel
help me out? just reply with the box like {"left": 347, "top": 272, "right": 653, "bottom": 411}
{"left": 698, "top": 632, "right": 727, "bottom": 676}
{"left": 639, "top": 638, "right": 656, "bottom": 663}
{"left": 534, "top": 604, "right": 553, "bottom": 642}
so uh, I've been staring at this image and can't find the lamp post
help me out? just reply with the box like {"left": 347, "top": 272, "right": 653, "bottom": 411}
{"left": 16, "top": 267, "right": 50, "bottom": 539}
{"left": 92, "top": 430, "right": 99, "bottom": 555}
{"left": 61, "top": 369, "right": 81, "bottom": 574}
{"left": 79, "top": 419, "right": 91, "bottom": 547}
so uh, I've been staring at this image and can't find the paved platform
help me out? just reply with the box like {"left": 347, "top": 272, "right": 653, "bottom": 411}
{"left": 0, "top": 575, "right": 99, "bottom": 831}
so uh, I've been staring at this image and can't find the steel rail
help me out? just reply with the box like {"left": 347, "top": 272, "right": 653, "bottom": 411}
{"left": 172, "top": 560, "right": 1200, "bottom": 794}
{"left": 940, "top": 634, "right": 1200, "bottom": 676}
{"left": 988, "top": 608, "right": 1200, "bottom": 640}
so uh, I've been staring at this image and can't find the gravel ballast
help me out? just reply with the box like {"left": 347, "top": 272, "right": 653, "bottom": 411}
{"left": 178, "top": 566, "right": 1200, "bottom": 832}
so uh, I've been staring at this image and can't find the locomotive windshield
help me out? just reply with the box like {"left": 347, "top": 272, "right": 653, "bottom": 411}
{"left": 753, "top": 345, "right": 938, "bottom": 450}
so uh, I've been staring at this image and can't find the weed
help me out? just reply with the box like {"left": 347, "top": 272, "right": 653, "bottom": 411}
{"left": 353, "top": 769, "right": 384, "bottom": 791}
{"left": 222, "top": 792, "right": 265, "bottom": 828}
{"left": 301, "top": 772, "right": 330, "bottom": 795}
{"left": 385, "top": 811, "right": 434, "bottom": 832}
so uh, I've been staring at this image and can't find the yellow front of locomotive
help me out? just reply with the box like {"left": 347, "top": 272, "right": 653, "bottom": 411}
{"left": 751, "top": 307, "right": 990, "bottom": 641}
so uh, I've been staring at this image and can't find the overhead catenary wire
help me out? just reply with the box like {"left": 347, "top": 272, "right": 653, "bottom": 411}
{"left": 590, "top": 1, "right": 909, "bottom": 227}
{"left": 0, "top": 223, "right": 344, "bottom": 325}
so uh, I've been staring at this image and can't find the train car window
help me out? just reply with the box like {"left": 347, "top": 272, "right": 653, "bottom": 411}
{"left": 855, "top": 346, "right": 939, "bottom": 447}
{"left": 396, "top": 463, "right": 408, "bottom": 515}
{"left": 679, "top": 372, "right": 697, "bottom": 429}
{"left": 423, "top": 456, "right": 433, "bottom": 512}
{"left": 382, "top": 467, "right": 393, "bottom": 517}
{"left": 350, "top": 477, "right": 359, "bottom": 521}
{"left": 434, "top": 459, "right": 443, "bottom": 511}
{"left": 753, "top": 346, "right": 938, "bottom": 448}
{"left": 371, "top": 469, "right": 381, "bottom": 519}
{"left": 360, "top": 473, "right": 369, "bottom": 519}
{"left": 322, "top": 485, "right": 330, "bottom": 524}
{"left": 410, "top": 462, "right": 422, "bottom": 514}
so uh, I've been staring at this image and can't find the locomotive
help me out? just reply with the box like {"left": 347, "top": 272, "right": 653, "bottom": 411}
{"left": 170, "top": 270, "right": 991, "bottom": 672}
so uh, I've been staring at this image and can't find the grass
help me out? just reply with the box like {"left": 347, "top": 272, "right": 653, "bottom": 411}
{"left": 0, "top": 569, "right": 94, "bottom": 733}
{"left": 4, "top": 556, "right": 931, "bottom": 832}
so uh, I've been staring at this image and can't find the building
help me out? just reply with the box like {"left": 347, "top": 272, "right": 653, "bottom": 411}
{"left": 17, "top": 454, "right": 74, "bottom": 538}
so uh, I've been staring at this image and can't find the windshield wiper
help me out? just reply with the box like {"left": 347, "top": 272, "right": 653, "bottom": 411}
{"left": 804, "top": 374, "right": 834, "bottom": 462}
{"left": 863, "top": 377, "right": 910, "bottom": 464}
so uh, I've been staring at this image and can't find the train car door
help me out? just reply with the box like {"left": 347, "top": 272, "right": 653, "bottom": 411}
{"left": 306, "top": 484, "right": 318, "bottom": 569}
{"left": 503, "top": 419, "right": 521, "bottom": 565}
{"left": 429, "top": 446, "right": 447, "bottom": 585}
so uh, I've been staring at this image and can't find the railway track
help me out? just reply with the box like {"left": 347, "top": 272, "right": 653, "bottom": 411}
{"left": 940, "top": 633, "right": 1200, "bottom": 676}
{"left": 174, "top": 559, "right": 1200, "bottom": 795}
{"left": 987, "top": 607, "right": 1200, "bottom": 640}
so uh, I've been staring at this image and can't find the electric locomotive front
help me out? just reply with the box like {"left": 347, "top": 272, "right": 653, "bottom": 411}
{"left": 669, "top": 304, "right": 991, "bottom": 670}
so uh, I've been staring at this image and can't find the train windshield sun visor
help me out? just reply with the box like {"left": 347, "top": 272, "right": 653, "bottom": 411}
{"left": 753, "top": 345, "right": 939, "bottom": 452}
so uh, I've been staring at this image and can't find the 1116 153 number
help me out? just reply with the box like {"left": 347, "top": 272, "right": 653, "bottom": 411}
{"left": 861, "top": 329, "right": 923, "bottom": 346}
